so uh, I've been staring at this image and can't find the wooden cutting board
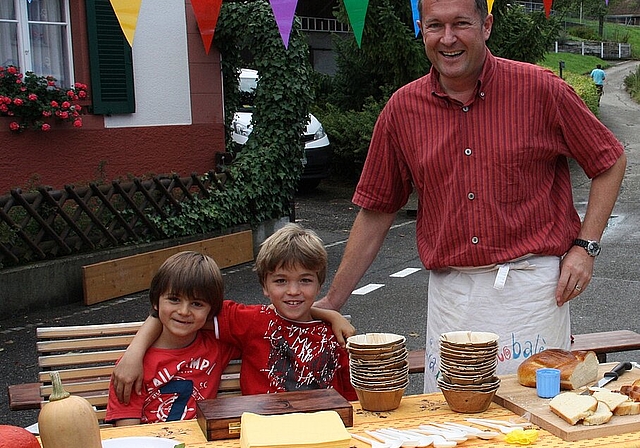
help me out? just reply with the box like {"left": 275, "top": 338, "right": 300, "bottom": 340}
{"left": 196, "top": 389, "right": 353, "bottom": 441}
{"left": 493, "top": 362, "right": 640, "bottom": 441}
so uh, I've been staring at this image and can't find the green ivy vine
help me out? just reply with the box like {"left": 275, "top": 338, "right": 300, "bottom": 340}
{"left": 154, "top": 0, "right": 314, "bottom": 237}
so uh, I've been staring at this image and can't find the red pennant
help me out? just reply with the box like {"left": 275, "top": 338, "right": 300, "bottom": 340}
{"left": 191, "top": 0, "right": 223, "bottom": 54}
{"left": 543, "top": 0, "right": 553, "bottom": 18}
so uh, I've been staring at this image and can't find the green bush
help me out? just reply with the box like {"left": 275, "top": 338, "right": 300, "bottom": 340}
{"left": 568, "top": 25, "right": 601, "bottom": 41}
{"left": 312, "top": 97, "right": 386, "bottom": 179}
{"left": 624, "top": 65, "right": 640, "bottom": 103}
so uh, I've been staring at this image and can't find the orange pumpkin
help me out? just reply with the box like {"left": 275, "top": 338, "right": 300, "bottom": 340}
{"left": 0, "top": 425, "right": 41, "bottom": 448}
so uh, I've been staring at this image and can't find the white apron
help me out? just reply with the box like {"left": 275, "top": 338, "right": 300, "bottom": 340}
{"left": 423, "top": 255, "right": 571, "bottom": 393}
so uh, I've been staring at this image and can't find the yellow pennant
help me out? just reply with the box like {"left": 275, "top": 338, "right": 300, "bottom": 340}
{"left": 109, "top": 0, "right": 142, "bottom": 47}
{"left": 487, "top": 0, "right": 495, "bottom": 14}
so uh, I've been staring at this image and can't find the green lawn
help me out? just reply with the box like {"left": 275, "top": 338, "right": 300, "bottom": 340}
{"left": 539, "top": 52, "right": 609, "bottom": 75}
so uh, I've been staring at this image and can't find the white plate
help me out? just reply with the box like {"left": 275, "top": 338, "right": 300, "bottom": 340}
{"left": 102, "top": 437, "right": 182, "bottom": 448}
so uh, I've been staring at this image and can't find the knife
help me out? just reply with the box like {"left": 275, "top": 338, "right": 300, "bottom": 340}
{"left": 587, "top": 361, "right": 633, "bottom": 391}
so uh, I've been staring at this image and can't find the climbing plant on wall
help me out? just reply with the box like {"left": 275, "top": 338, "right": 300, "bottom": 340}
{"left": 154, "top": 0, "right": 314, "bottom": 237}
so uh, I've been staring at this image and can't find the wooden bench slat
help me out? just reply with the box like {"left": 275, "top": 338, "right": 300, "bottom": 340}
{"left": 37, "top": 322, "right": 144, "bottom": 339}
{"left": 38, "top": 365, "right": 115, "bottom": 383}
{"left": 39, "top": 349, "right": 126, "bottom": 368}
{"left": 40, "top": 379, "right": 111, "bottom": 397}
{"left": 37, "top": 335, "right": 136, "bottom": 353}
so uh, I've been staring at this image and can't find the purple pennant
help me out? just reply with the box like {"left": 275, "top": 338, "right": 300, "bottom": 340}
{"left": 344, "top": 0, "right": 370, "bottom": 48}
{"left": 269, "top": 0, "right": 299, "bottom": 49}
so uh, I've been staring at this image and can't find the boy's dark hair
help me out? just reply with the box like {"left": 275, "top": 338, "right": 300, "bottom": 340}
{"left": 149, "top": 251, "right": 224, "bottom": 317}
{"left": 255, "top": 223, "right": 327, "bottom": 287}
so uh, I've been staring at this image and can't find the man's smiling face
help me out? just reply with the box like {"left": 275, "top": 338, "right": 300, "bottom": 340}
{"left": 419, "top": 0, "right": 493, "bottom": 93}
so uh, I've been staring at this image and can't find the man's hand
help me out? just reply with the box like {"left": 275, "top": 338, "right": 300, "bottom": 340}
{"left": 555, "top": 247, "right": 595, "bottom": 306}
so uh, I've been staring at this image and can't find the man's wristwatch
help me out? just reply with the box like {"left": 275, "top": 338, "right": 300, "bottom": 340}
{"left": 573, "top": 239, "right": 601, "bottom": 257}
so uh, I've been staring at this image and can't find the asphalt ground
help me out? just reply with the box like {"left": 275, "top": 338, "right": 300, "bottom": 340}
{"left": 1, "top": 60, "right": 640, "bottom": 427}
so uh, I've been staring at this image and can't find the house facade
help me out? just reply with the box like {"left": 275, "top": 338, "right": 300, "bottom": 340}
{"left": 0, "top": 0, "right": 348, "bottom": 197}
{"left": 0, "top": 0, "right": 225, "bottom": 196}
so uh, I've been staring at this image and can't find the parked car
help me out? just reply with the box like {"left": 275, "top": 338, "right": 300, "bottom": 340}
{"left": 231, "top": 69, "right": 332, "bottom": 190}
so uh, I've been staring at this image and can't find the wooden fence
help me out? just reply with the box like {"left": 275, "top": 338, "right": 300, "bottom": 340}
{"left": 0, "top": 172, "right": 227, "bottom": 267}
{"left": 551, "top": 41, "right": 632, "bottom": 59}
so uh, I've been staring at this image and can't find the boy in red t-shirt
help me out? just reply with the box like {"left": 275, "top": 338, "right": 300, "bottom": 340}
{"left": 105, "top": 251, "right": 239, "bottom": 426}
{"left": 112, "top": 224, "right": 357, "bottom": 404}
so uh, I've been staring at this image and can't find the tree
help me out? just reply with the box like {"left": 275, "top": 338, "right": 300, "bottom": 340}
{"left": 488, "top": 0, "right": 561, "bottom": 63}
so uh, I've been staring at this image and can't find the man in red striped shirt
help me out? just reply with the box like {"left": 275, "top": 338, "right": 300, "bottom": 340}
{"left": 315, "top": 0, "right": 626, "bottom": 392}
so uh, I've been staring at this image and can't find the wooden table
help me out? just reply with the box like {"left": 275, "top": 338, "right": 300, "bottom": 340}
{"left": 78, "top": 393, "right": 640, "bottom": 447}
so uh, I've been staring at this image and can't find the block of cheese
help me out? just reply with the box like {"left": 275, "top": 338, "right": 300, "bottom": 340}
{"left": 517, "top": 349, "right": 599, "bottom": 390}
{"left": 239, "top": 411, "right": 351, "bottom": 448}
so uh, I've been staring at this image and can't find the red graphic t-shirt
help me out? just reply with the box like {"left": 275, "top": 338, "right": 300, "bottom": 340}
{"left": 214, "top": 300, "right": 357, "bottom": 401}
{"left": 106, "top": 330, "right": 239, "bottom": 423}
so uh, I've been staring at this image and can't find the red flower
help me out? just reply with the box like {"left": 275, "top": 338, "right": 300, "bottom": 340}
{"left": 78, "top": 90, "right": 87, "bottom": 99}
{"left": 73, "top": 118, "right": 83, "bottom": 128}
{"left": 7, "top": 66, "right": 17, "bottom": 74}
{"left": 58, "top": 111, "right": 69, "bottom": 119}
{"left": 42, "top": 110, "right": 52, "bottom": 117}
{"left": 41, "top": 123, "right": 51, "bottom": 131}
{"left": 50, "top": 100, "right": 59, "bottom": 108}
{"left": 13, "top": 98, "right": 23, "bottom": 106}
{"left": 9, "top": 121, "right": 20, "bottom": 131}
{"left": 61, "top": 101, "right": 70, "bottom": 109}
{"left": 28, "top": 93, "right": 38, "bottom": 101}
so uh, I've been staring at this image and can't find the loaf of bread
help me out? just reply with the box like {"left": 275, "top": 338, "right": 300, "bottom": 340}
{"left": 619, "top": 378, "right": 640, "bottom": 401}
{"left": 517, "top": 349, "right": 599, "bottom": 390}
{"left": 590, "top": 388, "right": 630, "bottom": 412}
{"left": 549, "top": 392, "right": 598, "bottom": 425}
{"left": 613, "top": 400, "right": 640, "bottom": 416}
{"left": 583, "top": 401, "right": 614, "bottom": 426}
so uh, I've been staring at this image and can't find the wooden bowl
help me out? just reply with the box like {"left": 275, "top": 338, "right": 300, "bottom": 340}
{"left": 440, "top": 388, "right": 497, "bottom": 413}
{"left": 354, "top": 386, "right": 405, "bottom": 411}
{"left": 440, "top": 331, "right": 499, "bottom": 346}
{"left": 347, "top": 333, "right": 406, "bottom": 348}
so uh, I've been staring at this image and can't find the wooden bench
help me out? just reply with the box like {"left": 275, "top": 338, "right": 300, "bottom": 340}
{"left": 6, "top": 321, "right": 241, "bottom": 421}
{"left": 9, "top": 327, "right": 640, "bottom": 414}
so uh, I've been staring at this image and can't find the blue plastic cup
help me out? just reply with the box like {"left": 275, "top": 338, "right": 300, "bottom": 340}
{"left": 536, "top": 368, "right": 561, "bottom": 398}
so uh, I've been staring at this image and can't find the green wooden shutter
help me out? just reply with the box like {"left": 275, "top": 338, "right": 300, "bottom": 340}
{"left": 85, "top": 0, "right": 135, "bottom": 114}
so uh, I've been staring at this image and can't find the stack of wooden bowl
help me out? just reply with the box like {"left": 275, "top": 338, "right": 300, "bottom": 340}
{"left": 346, "top": 333, "right": 409, "bottom": 411}
{"left": 437, "top": 331, "right": 500, "bottom": 413}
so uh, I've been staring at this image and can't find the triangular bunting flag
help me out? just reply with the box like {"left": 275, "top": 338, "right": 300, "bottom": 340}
{"left": 543, "top": 0, "right": 553, "bottom": 18}
{"left": 109, "top": 0, "right": 142, "bottom": 47}
{"left": 269, "top": 0, "right": 299, "bottom": 49}
{"left": 343, "top": 0, "right": 369, "bottom": 48}
{"left": 411, "top": 0, "right": 420, "bottom": 36}
{"left": 487, "top": 0, "right": 495, "bottom": 14}
{"left": 191, "top": 0, "right": 223, "bottom": 54}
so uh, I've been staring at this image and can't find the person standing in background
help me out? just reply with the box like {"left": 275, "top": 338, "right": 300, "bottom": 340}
{"left": 591, "top": 64, "right": 606, "bottom": 102}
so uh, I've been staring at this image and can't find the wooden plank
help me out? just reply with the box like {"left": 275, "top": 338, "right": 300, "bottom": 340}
{"left": 37, "top": 334, "right": 136, "bottom": 353}
{"left": 493, "top": 363, "right": 640, "bottom": 442}
{"left": 83, "top": 230, "right": 254, "bottom": 305}
{"left": 37, "top": 321, "right": 144, "bottom": 339}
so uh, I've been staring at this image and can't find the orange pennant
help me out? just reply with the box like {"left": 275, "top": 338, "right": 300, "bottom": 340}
{"left": 191, "top": 0, "right": 223, "bottom": 54}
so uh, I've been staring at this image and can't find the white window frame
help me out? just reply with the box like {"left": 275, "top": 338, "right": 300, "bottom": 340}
{"left": 1, "top": 0, "right": 75, "bottom": 86}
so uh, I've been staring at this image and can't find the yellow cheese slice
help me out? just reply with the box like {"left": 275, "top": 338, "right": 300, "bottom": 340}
{"left": 239, "top": 410, "right": 351, "bottom": 448}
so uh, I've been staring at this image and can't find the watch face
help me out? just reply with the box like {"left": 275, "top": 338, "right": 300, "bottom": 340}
{"left": 587, "top": 241, "right": 601, "bottom": 256}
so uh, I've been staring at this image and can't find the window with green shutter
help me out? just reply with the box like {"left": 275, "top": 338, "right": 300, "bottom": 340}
{"left": 85, "top": 0, "right": 135, "bottom": 114}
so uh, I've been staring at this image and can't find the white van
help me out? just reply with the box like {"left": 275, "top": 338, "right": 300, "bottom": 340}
{"left": 230, "top": 69, "right": 332, "bottom": 189}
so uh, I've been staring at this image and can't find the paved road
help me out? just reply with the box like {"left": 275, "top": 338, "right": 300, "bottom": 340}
{"left": 1, "top": 61, "right": 639, "bottom": 427}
